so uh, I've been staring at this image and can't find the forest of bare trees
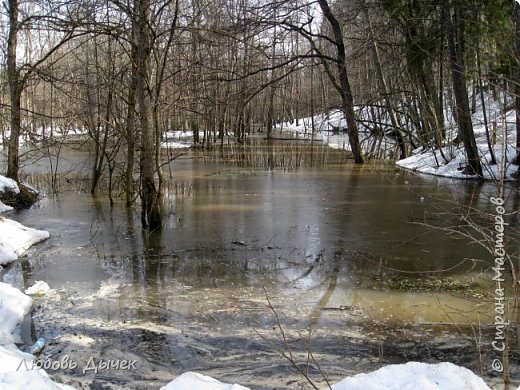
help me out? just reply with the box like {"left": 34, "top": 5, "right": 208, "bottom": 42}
{"left": 1, "top": 0, "right": 519, "bottom": 228}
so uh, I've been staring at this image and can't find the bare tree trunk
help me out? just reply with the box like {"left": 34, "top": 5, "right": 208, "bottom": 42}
{"left": 89, "top": 37, "right": 109, "bottom": 194}
{"left": 136, "top": 0, "right": 161, "bottom": 229}
{"left": 6, "top": 0, "right": 21, "bottom": 182}
{"left": 362, "top": 1, "right": 406, "bottom": 159}
{"left": 421, "top": 69, "right": 445, "bottom": 148}
{"left": 125, "top": 27, "right": 138, "bottom": 208}
{"left": 476, "top": 38, "right": 496, "bottom": 165}
{"left": 317, "top": 0, "right": 363, "bottom": 163}
{"left": 514, "top": 2, "right": 520, "bottom": 171}
{"left": 446, "top": 0, "right": 482, "bottom": 176}
{"left": 153, "top": 0, "right": 179, "bottom": 194}
{"left": 6, "top": 0, "right": 74, "bottom": 184}
{"left": 190, "top": 11, "right": 200, "bottom": 145}
{"left": 266, "top": 24, "right": 277, "bottom": 139}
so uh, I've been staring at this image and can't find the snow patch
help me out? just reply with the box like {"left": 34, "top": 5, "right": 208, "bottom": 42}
{"left": 0, "top": 283, "right": 32, "bottom": 344}
{"left": 276, "top": 109, "right": 398, "bottom": 158}
{"left": 162, "top": 131, "right": 193, "bottom": 149}
{"left": 161, "top": 372, "right": 249, "bottom": 390}
{"left": 330, "top": 362, "right": 490, "bottom": 390}
{"left": 0, "top": 176, "right": 19, "bottom": 194}
{"left": 25, "top": 281, "right": 51, "bottom": 296}
{"left": 0, "top": 202, "right": 13, "bottom": 213}
{"left": 396, "top": 102, "right": 518, "bottom": 180}
{"left": 0, "top": 218, "right": 50, "bottom": 265}
{"left": 0, "top": 366, "right": 69, "bottom": 390}
{"left": 161, "top": 141, "right": 191, "bottom": 149}
{"left": 162, "top": 363, "right": 490, "bottom": 390}
{"left": 0, "top": 337, "right": 74, "bottom": 390}
{"left": 396, "top": 142, "right": 518, "bottom": 180}
{"left": 0, "top": 284, "right": 73, "bottom": 389}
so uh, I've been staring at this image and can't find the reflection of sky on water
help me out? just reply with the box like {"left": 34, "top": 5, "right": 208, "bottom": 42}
{"left": 5, "top": 149, "right": 518, "bottom": 328}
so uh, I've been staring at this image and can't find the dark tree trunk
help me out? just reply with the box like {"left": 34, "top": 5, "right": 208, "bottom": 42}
{"left": 514, "top": 2, "right": 520, "bottom": 170}
{"left": 446, "top": 0, "right": 482, "bottom": 176}
{"left": 136, "top": 0, "right": 161, "bottom": 229}
{"left": 190, "top": 21, "right": 200, "bottom": 145}
{"left": 125, "top": 28, "right": 138, "bottom": 208}
{"left": 88, "top": 42, "right": 109, "bottom": 195}
{"left": 6, "top": 0, "right": 21, "bottom": 182}
{"left": 317, "top": 0, "right": 363, "bottom": 163}
{"left": 401, "top": 25, "right": 444, "bottom": 148}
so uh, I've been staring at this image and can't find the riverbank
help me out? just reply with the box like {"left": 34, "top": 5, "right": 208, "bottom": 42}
{"left": 275, "top": 97, "right": 519, "bottom": 181}
{"left": 0, "top": 175, "right": 65, "bottom": 388}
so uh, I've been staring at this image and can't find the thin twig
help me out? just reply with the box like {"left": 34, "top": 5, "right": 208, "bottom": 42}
{"left": 261, "top": 286, "right": 322, "bottom": 390}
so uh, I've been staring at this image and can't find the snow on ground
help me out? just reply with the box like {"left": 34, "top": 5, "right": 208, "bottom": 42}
{"left": 162, "top": 130, "right": 194, "bottom": 149}
{"left": 0, "top": 202, "right": 13, "bottom": 213}
{"left": 397, "top": 93, "right": 518, "bottom": 180}
{"left": 0, "top": 217, "right": 50, "bottom": 265}
{"left": 0, "top": 176, "right": 49, "bottom": 265}
{"left": 0, "top": 175, "right": 49, "bottom": 265}
{"left": 0, "top": 176, "right": 19, "bottom": 194}
{"left": 329, "top": 362, "right": 490, "bottom": 390}
{"left": 0, "top": 127, "right": 89, "bottom": 147}
{"left": 0, "top": 176, "right": 18, "bottom": 213}
{"left": 161, "top": 363, "right": 491, "bottom": 390}
{"left": 396, "top": 141, "right": 518, "bottom": 180}
{"left": 276, "top": 109, "right": 399, "bottom": 158}
{"left": 0, "top": 188, "right": 69, "bottom": 389}
{"left": 278, "top": 95, "right": 519, "bottom": 180}
{"left": 397, "top": 106, "right": 518, "bottom": 180}
{"left": 161, "top": 372, "right": 249, "bottom": 390}
{"left": 162, "top": 141, "right": 191, "bottom": 149}
{"left": 0, "top": 283, "right": 32, "bottom": 344}
{"left": 0, "top": 283, "right": 72, "bottom": 390}
{"left": 24, "top": 281, "right": 51, "bottom": 296}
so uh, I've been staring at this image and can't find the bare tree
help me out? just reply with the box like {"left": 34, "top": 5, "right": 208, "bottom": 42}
{"left": 316, "top": 0, "right": 364, "bottom": 163}
{"left": 5, "top": 0, "right": 76, "bottom": 183}
{"left": 255, "top": 0, "right": 364, "bottom": 162}
{"left": 135, "top": 0, "right": 162, "bottom": 229}
{"left": 514, "top": 1, "right": 520, "bottom": 175}
{"left": 445, "top": 0, "right": 482, "bottom": 176}
{"left": 361, "top": 0, "right": 407, "bottom": 159}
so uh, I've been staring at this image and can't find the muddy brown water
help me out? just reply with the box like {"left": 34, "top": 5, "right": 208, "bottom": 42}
{"left": 1, "top": 141, "right": 519, "bottom": 389}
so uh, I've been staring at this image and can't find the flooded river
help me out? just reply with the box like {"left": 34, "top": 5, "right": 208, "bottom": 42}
{"left": 1, "top": 141, "right": 519, "bottom": 388}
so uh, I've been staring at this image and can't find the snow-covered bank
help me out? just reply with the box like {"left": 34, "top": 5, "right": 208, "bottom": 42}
{"left": 161, "top": 362, "right": 491, "bottom": 390}
{"left": 0, "top": 176, "right": 18, "bottom": 213}
{"left": 329, "top": 362, "right": 490, "bottom": 390}
{"left": 0, "top": 283, "right": 71, "bottom": 389}
{"left": 163, "top": 130, "right": 195, "bottom": 149}
{"left": 396, "top": 98, "right": 518, "bottom": 180}
{"left": 277, "top": 96, "right": 519, "bottom": 181}
{"left": 0, "top": 175, "right": 49, "bottom": 265}
{"left": 396, "top": 142, "right": 518, "bottom": 180}
{"left": 161, "top": 372, "right": 249, "bottom": 390}
{"left": 0, "top": 174, "right": 64, "bottom": 388}
{"left": 0, "top": 218, "right": 50, "bottom": 265}
{"left": 396, "top": 107, "right": 518, "bottom": 180}
{"left": 275, "top": 109, "right": 397, "bottom": 158}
